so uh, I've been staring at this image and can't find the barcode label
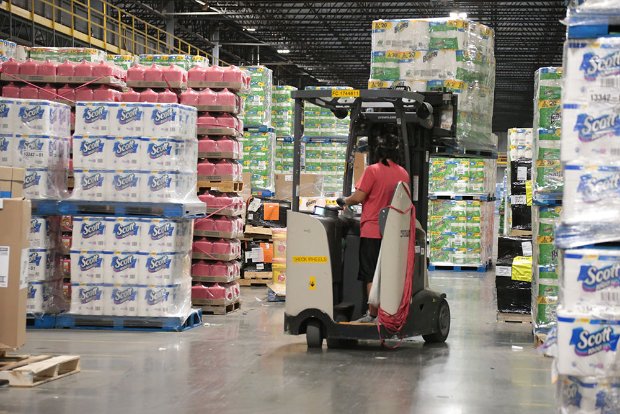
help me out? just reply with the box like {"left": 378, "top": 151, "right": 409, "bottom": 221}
{"left": 601, "top": 78, "right": 620, "bottom": 88}
{"left": 0, "top": 246, "right": 9, "bottom": 288}
{"left": 600, "top": 290, "right": 620, "bottom": 304}
{"left": 511, "top": 195, "right": 527, "bottom": 205}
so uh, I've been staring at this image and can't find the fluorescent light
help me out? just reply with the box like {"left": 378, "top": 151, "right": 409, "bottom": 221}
{"left": 277, "top": 49, "right": 290, "bottom": 54}
{"left": 450, "top": 11, "right": 467, "bottom": 19}
{"left": 195, "top": 0, "right": 206, "bottom": 5}
{"left": 246, "top": 27, "right": 257, "bottom": 32}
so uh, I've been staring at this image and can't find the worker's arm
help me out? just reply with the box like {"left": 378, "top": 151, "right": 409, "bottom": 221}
{"left": 344, "top": 190, "right": 366, "bottom": 206}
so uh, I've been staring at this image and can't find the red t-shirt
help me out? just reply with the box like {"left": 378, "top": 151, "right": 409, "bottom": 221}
{"left": 356, "top": 160, "right": 410, "bottom": 239}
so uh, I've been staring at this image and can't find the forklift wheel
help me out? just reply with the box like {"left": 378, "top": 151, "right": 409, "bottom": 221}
{"left": 422, "top": 299, "right": 450, "bottom": 344}
{"left": 306, "top": 320, "right": 324, "bottom": 348}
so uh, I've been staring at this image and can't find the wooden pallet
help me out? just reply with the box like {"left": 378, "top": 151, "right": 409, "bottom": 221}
{"left": 240, "top": 271, "right": 272, "bottom": 286}
{"left": 0, "top": 353, "right": 80, "bottom": 387}
{"left": 197, "top": 180, "right": 244, "bottom": 192}
{"left": 497, "top": 312, "right": 532, "bottom": 324}
{"left": 200, "top": 300, "right": 240, "bottom": 315}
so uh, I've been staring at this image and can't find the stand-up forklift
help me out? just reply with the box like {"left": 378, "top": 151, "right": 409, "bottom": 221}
{"left": 284, "top": 89, "right": 461, "bottom": 348}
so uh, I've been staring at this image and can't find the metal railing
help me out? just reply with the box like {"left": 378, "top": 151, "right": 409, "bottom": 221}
{"left": 2, "top": 0, "right": 219, "bottom": 61}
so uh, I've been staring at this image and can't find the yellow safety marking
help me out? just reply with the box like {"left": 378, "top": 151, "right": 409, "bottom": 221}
{"left": 332, "top": 89, "right": 360, "bottom": 98}
{"left": 308, "top": 277, "right": 317, "bottom": 290}
{"left": 293, "top": 256, "right": 328, "bottom": 264}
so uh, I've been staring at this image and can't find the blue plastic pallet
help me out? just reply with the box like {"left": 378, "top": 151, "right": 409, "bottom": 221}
{"left": 58, "top": 200, "right": 206, "bottom": 218}
{"left": 429, "top": 194, "right": 495, "bottom": 201}
{"left": 26, "top": 313, "right": 58, "bottom": 329}
{"left": 244, "top": 125, "right": 275, "bottom": 133}
{"left": 428, "top": 262, "right": 491, "bottom": 273}
{"left": 37, "top": 309, "right": 203, "bottom": 332}
{"left": 31, "top": 199, "right": 61, "bottom": 216}
{"left": 533, "top": 197, "right": 563, "bottom": 207}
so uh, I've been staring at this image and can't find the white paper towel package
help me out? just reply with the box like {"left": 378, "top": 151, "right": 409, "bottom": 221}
{"left": 558, "top": 375, "right": 620, "bottom": 414}
{"left": 563, "top": 38, "right": 620, "bottom": 104}
{"left": 557, "top": 309, "right": 620, "bottom": 376}
{"left": 562, "top": 102, "right": 620, "bottom": 162}
{"left": 563, "top": 248, "right": 620, "bottom": 309}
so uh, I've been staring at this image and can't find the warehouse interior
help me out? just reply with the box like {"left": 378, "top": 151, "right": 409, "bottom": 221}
{"left": 0, "top": 1, "right": 617, "bottom": 413}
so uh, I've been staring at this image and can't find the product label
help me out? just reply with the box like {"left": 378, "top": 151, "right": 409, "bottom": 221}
{"left": 78, "top": 253, "right": 103, "bottom": 271}
{"left": 0, "top": 103, "right": 10, "bottom": 118}
{"left": 111, "top": 255, "right": 137, "bottom": 272}
{"left": 113, "top": 140, "right": 139, "bottom": 158}
{"left": 148, "top": 174, "right": 172, "bottom": 192}
{"left": 113, "top": 173, "right": 139, "bottom": 191}
{"left": 81, "top": 221, "right": 105, "bottom": 239}
{"left": 0, "top": 246, "right": 8, "bottom": 288}
{"left": 570, "top": 326, "right": 620, "bottom": 356}
{"left": 23, "top": 171, "right": 42, "bottom": 189}
{"left": 19, "top": 105, "right": 44, "bottom": 123}
{"left": 148, "top": 142, "right": 172, "bottom": 159}
{"left": 83, "top": 106, "right": 108, "bottom": 123}
{"left": 577, "top": 263, "right": 620, "bottom": 292}
{"left": 112, "top": 287, "right": 137, "bottom": 305}
{"left": 82, "top": 173, "right": 104, "bottom": 190}
{"left": 577, "top": 172, "right": 620, "bottom": 203}
{"left": 146, "top": 256, "right": 172, "bottom": 273}
{"left": 574, "top": 112, "right": 620, "bottom": 142}
{"left": 114, "top": 222, "right": 139, "bottom": 240}
{"left": 79, "top": 286, "right": 102, "bottom": 304}
{"left": 149, "top": 222, "right": 174, "bottom": 240}
{"left": 152, "top": 108, "right": 175, "bottom": 125}
{"left": 0, "top": 136, "right": 9, "bottom": 152}
{"left": 81, "top": 138, "right": 105, "bottom": 156}
{"left": 145, "top": 288, "right": 169, "bottom": 305}
{"left": 581, "top": 50, "right": 620, "bottom": 82}
{"left": 117, "top": 107, "right": 142, "bottom": 124}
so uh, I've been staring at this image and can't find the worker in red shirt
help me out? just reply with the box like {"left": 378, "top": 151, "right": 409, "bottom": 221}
{"left": 337, "top": 131, "right": 410, "bottom": 323}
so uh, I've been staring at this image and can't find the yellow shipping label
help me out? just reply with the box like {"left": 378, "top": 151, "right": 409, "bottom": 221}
{"left": 538, "top": 236, "right": 554, "bottom": 244}
{"left": 293, "top": 256, "right": 328, "bottom": 264}
{"left": 512, "top": 256, "right": 533, "bottom": 282}
{"left": 526, "top": 181, "right": 533, "bottom": 206}
{"left": 372, "top": 21, "right": 393, "bottom": 30}
{"left": 332, "top": 89, "right": 360, "bottom": 98}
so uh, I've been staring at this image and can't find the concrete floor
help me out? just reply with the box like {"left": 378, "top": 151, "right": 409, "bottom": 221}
{"left": 0, "top": 271, "right": 554, "bottom": 414}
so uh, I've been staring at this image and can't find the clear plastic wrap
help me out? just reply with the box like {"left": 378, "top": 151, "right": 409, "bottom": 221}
{"left": 71, "top": 102, "right": 200, "bottom": 204}
{"left": 275, "top": 137, "right": 294, "bottom": 174}
{"left": 303, "top": 86, "right": 351, "bottom": 137}
{"left": 240, "top": 66, "right": 273, "bottom": 127}
{"left": 557, "top": 307, "right": 620, "bottom": 377}
{"left": 505, "top": 128, "right": 533, "bottom": 236}
{"left": 534, "top": 68, "right": 563, "bottom": 201}
{"left": 28, "top": 47, "right": 107, "bottom": 63}
{"left": 27, "top": 215, "right": 69, "bottom": 314}
{"left": 532, "top": 206, "right": 562, "bottom": 332}
{"left": 240, "top": 129, "right": 276, "bottom": 191}
{"left": 428, "top": 157, "right": 496, "bottom": 195}
{"left": 0, "top": 98, "right": 71, "bottom": 200}
{"left": 557, "top": 375, "right": 620, "bottom": 414}
{"left": 369, "top": 18, "right": 496, "bottom": 151}
{"left": 69, "top": 216, "right": 192, "bottom": 317}
{"left": 428, "top": 199, "right": 494, "bottom": 266}
{"left": 304, "top": 139, "right": 348, "bottom": 194}
{"left": 272, "top": 85, "right": 296, "bottom": 137}
{"left": 138, "top": 54, "right": 208, "bottom": 70}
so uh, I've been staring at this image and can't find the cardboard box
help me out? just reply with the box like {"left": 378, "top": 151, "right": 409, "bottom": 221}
{"left": 0, "top": 166, "right": 25, "bottom": 198}
{"left": 353, "top": 152, "right": 367, "bottom": 185}
{"left": 275, "top": 173, "right": 324, "bottom": 200}
{"left": 0, "top": 198, "right": 31, "bottom": 350}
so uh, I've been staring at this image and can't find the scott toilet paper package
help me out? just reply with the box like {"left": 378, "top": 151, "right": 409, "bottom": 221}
{"left": 558, "top": 375, "right": 620, "bottom": 414}
{"left": 557, "top": 308, "right": 620, "bottom": 377}
{"left": 563, "top": 248, "right": 620, "bottom": 309}
{"left": 562, "top": 102, "right": 620, "bottom": 162}
{"left": 564, "top": 38, "right": 620, "bottom": 104}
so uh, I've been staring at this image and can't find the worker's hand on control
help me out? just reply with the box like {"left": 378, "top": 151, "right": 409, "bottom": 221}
{"left": 336, "top": 197, "right": 346, "bottom": 208}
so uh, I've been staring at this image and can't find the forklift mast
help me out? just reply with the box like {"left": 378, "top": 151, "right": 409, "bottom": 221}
{"left": 290, "top": 89, "right": 460, "bottom": 232}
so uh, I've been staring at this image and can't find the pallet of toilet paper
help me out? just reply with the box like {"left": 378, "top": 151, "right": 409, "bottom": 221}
{"left": 557, "top": 375, "right": 620, "bottom": 413}
{"left": 71, "top": 102, "right": 199, "bottom": 203}
{"left": 69, "top": 216, "right": 192, "bottom": 317}
{"left": 0, "top": 98, "right": 71, "bottom": 199}
{"left": 369, "top": 18, "right": 495, "bottom": 151}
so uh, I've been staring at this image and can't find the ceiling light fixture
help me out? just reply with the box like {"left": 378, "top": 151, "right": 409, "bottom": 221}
{"left": 277, "top": 49, "right": 290, "bottom": 54}
{"left": 246, "top": 27, "right": 257, "bottom": 32}
{"left": 449, "top": 11, "right": 467, "bottom": 19}
{"left": 195, "top": 0, "right": 206, "bottom": 5}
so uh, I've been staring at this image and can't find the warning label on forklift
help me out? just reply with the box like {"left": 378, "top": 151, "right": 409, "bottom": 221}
{"left": 332, "top": 89, "right": 360, "bottom": 98}
{"left": 292, "top": 256, "right": 328, "bottom": 264}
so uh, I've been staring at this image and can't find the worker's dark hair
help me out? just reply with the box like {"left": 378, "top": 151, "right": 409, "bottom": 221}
{"left": 376, "top": 132, "right": 400, "bottom": 166}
